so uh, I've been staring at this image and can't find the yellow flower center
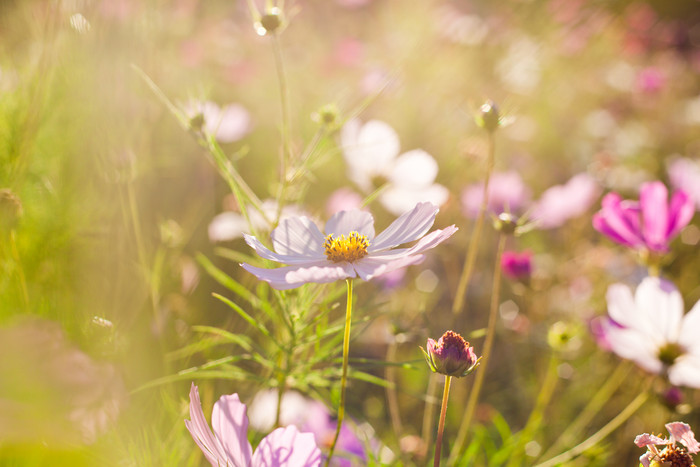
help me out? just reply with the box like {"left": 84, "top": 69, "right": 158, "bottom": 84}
{"left": 323, "top": 231, "right": 370, "bottom": 263}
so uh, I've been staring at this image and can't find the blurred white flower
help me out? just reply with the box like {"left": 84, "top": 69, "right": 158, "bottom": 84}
{"left": 340, "top": 119, "right": 449, "bottom": 215}
{"left": 208, "top": 199, "right": 307, "bottom": 242}
{"left": 185, "top": 100, "right": 251, "bottom": 143}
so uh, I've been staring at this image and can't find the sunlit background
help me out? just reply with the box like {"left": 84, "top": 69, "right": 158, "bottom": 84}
{"left": 1, "top": 0, "right": 700, "bottom": 465}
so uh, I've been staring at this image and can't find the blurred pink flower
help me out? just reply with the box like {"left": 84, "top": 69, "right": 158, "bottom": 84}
{"left": 241, "top": 202, "right": 456, "bottom": 290}
{"left": 636, "top": 67, "right": 666, "bottom": 94}
{"left": 461, "top": 171, "right": 531, "bottom": 218}
{"left": 0, "top": 318, "right": 126, "bottom": 445}
{"left": 186, "top": 100, "right": 251, "bottom": 143}
{"left": 341, "top": 119, "right": 449, "bottom": 215}
{"left": 209, "top": 200, "right": 307, "bottom": 242}
{"left": 531, "top": 173, "right": 600, "bottom": 229}
{"left": 332, "top": 38, "right": 365, "bottom": 67}
{"left": 325, "top": 188, "right": 364, "bottom": 216}
{"left": 592, "top": 181, "right": 694, "bottom": 252}
{"left": 600, "top": 277, "right": 700, "bottom": 388}
{"left": 636, "top": 421, "right": 700, "bottom": 467}
{"left": 248, "top": 389, "right": 367, "bottom": 466}
{"left": 500, "top": 250, "right": 533, "bottom": 281}
{"left": 668, "top": 157, "right": 700, "bottom": 210}
{"left": 185, "top": 384, "right": 322, "bottom": 467}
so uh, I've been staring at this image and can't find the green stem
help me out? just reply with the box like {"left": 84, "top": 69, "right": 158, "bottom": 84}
{"left": 434, "top": 375, "right": 452, "bottom": 467}
{"left": 507, "top": 353, "right": 559, "bottom": 466}
{"left": 271, "top": 34, "right": 293, "bottom": 225}
{"left": 325, "top": 279, "right": 354, "bottom": 467}
{"left": 385, "top": 339, "right": 404, "bottom": 447}
{"left": 534, "top": 390, "right": 649, "bottom": 467}
{"left": 537, "top": 361, "right": 630, "bottom": 462}
{"left": 9, "top": 231, "right": 29, "bottom": 311}
{"left": 448, "top": 232, "right": 506, "bottom": 465}
{"left": 452, "top": 131, "right": 496, "bottom": 317}
{"left": 421, "top": 373, "right": 440, "bottom": 462}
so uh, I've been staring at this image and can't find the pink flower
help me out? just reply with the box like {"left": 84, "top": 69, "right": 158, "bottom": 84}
{"left": 636, "top": 67, "right": 666, "bottom": 94}
{"left": 186, "top": 100, "right": 251, "bottom": 143}
{"left": 461, "top": 171, "right": 531, "bottom": 218}
{"left": 423, "top": 330, "right": 480, "bottom": 378}
{"left": 635, "top": 421, "right": 700, "bottom": 467}
{"left": 185, "top": 383, "right": 322, "bottom": 467}
{"left": 530, "top": 173, "right": 600, "bottom": 229}
{"left": 592, "top": 181, "right": 694, "bottom": 252}
{"left": 600, "top": 277, "right": 700, "bottom": 388}
{"left": 500, "top": 250, "right": 533, "bottom": 281}
{"left": 668, "top": 157, "right": 700, "bottom": 211}
{"left": 241, "top": 202, "right": 457, "bottom": 290}
{"left": 325, "top": 188, "right": 364, "bottom": 216}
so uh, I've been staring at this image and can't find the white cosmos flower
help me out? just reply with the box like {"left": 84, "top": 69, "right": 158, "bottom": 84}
{"left": 340, "top": 119, "right": 449, "bottom": 215}
{"left": 602, "top": 277, "right": 700, "bottom": 388}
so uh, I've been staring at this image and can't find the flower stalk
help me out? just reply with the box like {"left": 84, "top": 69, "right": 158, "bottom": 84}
{"left": 325, "top": 279, "right": 354, "bottom": 467}
{"left": 434, "top": 375, "right": 452, "bottom": 467}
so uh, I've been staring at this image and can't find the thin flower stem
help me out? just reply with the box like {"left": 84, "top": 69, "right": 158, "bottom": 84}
{"left": 534, "top": 389, "right": 649, "bottom": 467}
{"left": 434, "top": 375, "right": 453, "bottom": 467}
{"left": 507, "top": 353, "right": 560, "bottom": 466}
{"left": 452, "top": 131, "right": 496, "bottom": 317}
{"left": 537, "top": 361, "right": 631, "bottom": 462}
{"left": 325, "top": 279, "right": 354, "bottom": 467}
{"left": 448, "top": 232, "right": 506, "bottom": 465}
{"left": 271, "top": 34, "right": 293, "bottom": 225}
{"left": 9, "top": 231, "right": 29, "bottom": 310}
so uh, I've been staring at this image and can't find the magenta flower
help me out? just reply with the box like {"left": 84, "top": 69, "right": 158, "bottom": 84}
{"left": 600, "top": 277, "right": 700, "bottom": 388}
{"left": 422, "top": 330, "right": 480, "bottom": 378}
{"left": 185, "top": 384, "right": 322, "bottom": 467}
{"left": 241, "top": 202, "right": 457, "bottom": 290}
{"left": 592, "top": 181, "right": 694, "bottom": 252}
{"left": 635, "top": 422, "right": 700, "bottom": 467}
{"left": 500, "top": 250, "right": 533, "bottom": 282}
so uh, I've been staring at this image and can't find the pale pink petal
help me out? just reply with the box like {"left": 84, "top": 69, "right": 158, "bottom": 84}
{"left": 271, "top": 217, "right": 326, "bottom": 257}
{"left": 185, "top": 384, "right": 231, "bottom": 466}
{"left": 251, "top": 426, "right": 322, "bottom": 467}
{"left": 666, "top": 190, "right": 694, "bottom": 239}
{"left": 389, "top": 150, "right": 438, "bottom": 187}
{"left": 639, "top": 182, "right": 669, "bottom": 251}
{"left": 669, "top": 356, "right": 700, "bottom": 389}
{"left": 214, "top": 104, "right": 251, "bottom": 143}
{"left": 244, "top": 235, "right": 325, "bottom": 264}
{"left": 666, "top": 422, "right": 700, "bottom": 454}
{"left": 639, "top": 453, "right": 651, "bottom": 467}
{"left": 212, "top": 394, "right": 254, "bottom": 466}
{"left": 402, "top": 225, "right": 458, "bottom": 256}
{"left": 668, "top": 158, "right": 700, "bottom": 210}
{"left": 241, "top": 262, "right": 355, "bottom": 290}
{"left": 325, "top": 188, "right": 364, "bottom": 216}
{"left": 678, "top": 298, "right": 700, "bottom": 350}
{"left": 342, "top": 119, "right": 399, "bottom": 190}
{"left": 352, "top": 255, "right": 425, "bottom": 281}
{"left": 531, "top": 173, "right": 600, "bottom": 229}
{"left": 380, "top": 184, "right": 449, "bottom": 216}
{"left": 370, "top": 202, "right": 439, "bottom": 252}
{"left": 635, "top": 277, "right": 684, "bottom": 343}
{"left": 634, "top": 432, "right": 671, "bottom": 447}
{"left": 324, "top": 210, "right": 375, "bottom": 239}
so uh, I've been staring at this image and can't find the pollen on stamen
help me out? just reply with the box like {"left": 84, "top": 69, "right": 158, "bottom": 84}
{"left": 323, "top": 231, "right": 370, "bottom": 263}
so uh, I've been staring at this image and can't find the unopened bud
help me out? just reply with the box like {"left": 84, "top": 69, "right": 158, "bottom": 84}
{"left": 255, "top": 7, "right": 284, "bottom": 36}
{"left": 476, "top": 100, "right": 501, "bottom": 133}
{"left": 422, "top": 330, "right": 480, "bottom": 377}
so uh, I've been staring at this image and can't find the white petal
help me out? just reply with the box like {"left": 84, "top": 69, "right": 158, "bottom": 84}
{"left": 379, "top": 184, "right": 449, "bottom": 216}
{"left": 271, "top": 217, "right": 326, "bottom": 256}
{"left": 324, "top": 209, "right": 375, "bottom": 239}
{"left": 212, "top": 394, "right": 254, "bottom": 466}
{"left": 209, "top": 212, "right": 249, "bottom": 242}
{"left": 603, "top": 325, "right": 662, "bottom": 374}
{"left": 389, "top": 150, "right": 438, "bottom": 187}
{"left": 370, "top": 202, "right": 439, "bottom": 252}
{"left": 241, "top": 261, "right": 355, "bottom": 290}
{"left": 636, "top": 277, "right": 684, "bottom": 343}
{"left": 352, "top": 255, "right": 425, "bottom": 281}
{"left": 669, "top": 355, "right": 700, "bottom": 389}
{"left": 605, "top": 283, "right": 637, "bottom": 328}
{"left": 679, "top": 297, "right": 700, "bottom": 350}
{"left": 244, "top": 235, "right": 325, "bottom": 264}
{"left": 252, "top": 426, "right": 322, "bottom": 467}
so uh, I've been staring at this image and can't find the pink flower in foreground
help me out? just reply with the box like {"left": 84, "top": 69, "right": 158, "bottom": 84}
{"left": 530, "top": 173, "right": 600, "bottom": 229}
{"left": 600, "top": 277, "right": 700, "bottom": 388}
{"left": 592, "top": 181, "right": 694, "bottom": 252}
{"left": 423, "top": 330, "right": 480, "bottom": 378}
{"left": 241, "top": 202, "right": 457, "bottom": 290}
{"left": 500, "top": 250, "right": 533, "bottom": 281}
{"left": 185, "top": 384, "right": 322, "bottom": 467}
{"left": 635, "top": 421, "right": 700, "bottom": 467}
